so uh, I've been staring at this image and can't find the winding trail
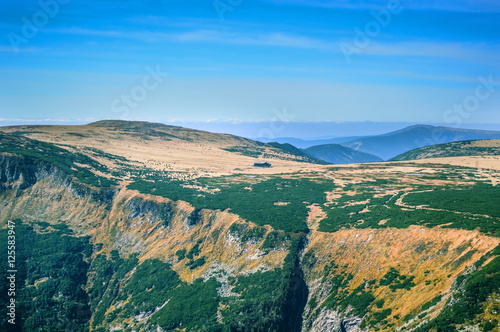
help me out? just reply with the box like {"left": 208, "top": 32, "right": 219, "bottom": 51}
{"left": 394, "top": 190, "right": 499, "bottom": 220}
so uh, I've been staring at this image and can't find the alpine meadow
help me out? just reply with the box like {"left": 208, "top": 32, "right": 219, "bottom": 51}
{"left": 1, "top": 1, "right": 500, "bottom": 332}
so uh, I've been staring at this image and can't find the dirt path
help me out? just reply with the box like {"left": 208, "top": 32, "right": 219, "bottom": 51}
{"left": 395, "top": 190, "right": 499, "bottom": 220}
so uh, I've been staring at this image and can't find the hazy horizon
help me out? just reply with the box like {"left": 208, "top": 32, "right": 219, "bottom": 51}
{"left": 1, "top": 0, "right": 499, "bottom": 125}
{"left": 2, "top": 119, "right": 500, "bottom": 140}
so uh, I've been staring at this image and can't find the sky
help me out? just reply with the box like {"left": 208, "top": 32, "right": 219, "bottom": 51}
{"left": 1, "top": 0, "right": 500, "bottom": 136}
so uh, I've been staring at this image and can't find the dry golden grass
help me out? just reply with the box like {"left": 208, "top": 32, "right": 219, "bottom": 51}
{"left": 305, "top": 226, "right": 499, "bottom": 330}
{"left": 3, "top": 122, "right": 500, "bottom": 331}
{"left": 407, "top": 156, "right": 500, "bottom": 171}
{"left": 1, "top": 123, "right": 327, "bottom": 179}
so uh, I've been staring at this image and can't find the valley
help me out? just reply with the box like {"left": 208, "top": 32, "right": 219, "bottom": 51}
{"left": 0, "top": 121, "right": 499, "bottom": 332}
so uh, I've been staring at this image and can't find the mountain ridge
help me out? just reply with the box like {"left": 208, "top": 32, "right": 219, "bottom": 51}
{"left": 303, "top": 143, "right": 383, "bottom": 164}
{"left": 259, "top": 125, "right": 500, "bottom": 160}
{"left": 1, "top": 120, "right": 500, "bottom": 331}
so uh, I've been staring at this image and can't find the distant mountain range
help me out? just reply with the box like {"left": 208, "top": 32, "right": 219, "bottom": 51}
{"left": 303, "top": 144, "right": 382, "bottom": 164}
{"left": 261, "top": 125, "right": 500, "bottom": 161}
{"left": 2, "top": 120, "right": 500, "bottom": 331}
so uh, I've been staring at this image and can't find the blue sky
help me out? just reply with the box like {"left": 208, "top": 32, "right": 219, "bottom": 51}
{"left": 1, "top": 0, "right": 499, "bottom": 130}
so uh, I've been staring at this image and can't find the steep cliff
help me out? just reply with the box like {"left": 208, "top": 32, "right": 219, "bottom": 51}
{"left": 1, "top": 123, "right": 500, "bottom": 331}
{"left": 0, "top": 150, "right": 309, "bottom": 331}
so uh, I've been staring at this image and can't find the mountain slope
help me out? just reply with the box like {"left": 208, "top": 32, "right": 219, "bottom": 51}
{"left": 339, "top": 125, "right": 500, "bottom": 160}
{"left": 1, "top": 121, "right": 500, "bottom": 332}
{"left": 0, "top": 120, "right": 326, "bottom": 179}
{"left": 392, "top": 139, "right": 500, "bottom": 161}
{"left": 304, "top": 143, "right": 383, "bottom": 164}
{"left": 267, "top": 125, "right": 500, "bottom": 159}
{"left": 256, "top": 136, "right": 365, "bottom": 149}
{"left": 266, "top": 142, "right": 329, "bottom": 164}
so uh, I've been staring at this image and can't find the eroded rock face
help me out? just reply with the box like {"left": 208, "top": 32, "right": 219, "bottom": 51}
{"left": 2, "top": 151, "right": 499, "bottom": 332}
{"left": 300, "top": 226, "right": 499, "bottom": 332}
{"left": 304, "top": 308, "right": 342, "bottom": 332}
{"left": 0, "top": 153, "right": 292, "bottom": 330}
{"left": 303, "top": 307, "right": 366, "bottom": 332}
{"left": 0, "top": 154, "right": 56, "bottom": 191}
{"left": 340, "top": 316, "right": 363, "bottom": 332}
{"left": 125, "top": 196, "right": 173, "bottom": 226}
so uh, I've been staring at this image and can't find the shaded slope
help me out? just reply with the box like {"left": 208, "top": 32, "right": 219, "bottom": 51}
{"left": 304, "top": 143, "right": 382, "bottom": 164}
{"left": 2, "top": 120, "right": 500, "bottom": 332}
{"left": 267, "top": 142, "right": 329, "bottom": 164}
{"left": 339, "top": 125, "right": 500, "bottom": 160}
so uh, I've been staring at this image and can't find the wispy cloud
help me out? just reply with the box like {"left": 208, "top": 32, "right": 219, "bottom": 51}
{"left": 361, "top": 41, "right": 500, "bottom": 64}
{"left": 39, "top": 27, "right": 500, "bottom": 64}
{"left": 45, "top": 27, "right": 335, "bottom": 50}
{"left": 178, "top": 30, "right": 332, "bottom": 49}
{"left": 262, "top": 0, "right": 500, "bottom": 12}
{"left": 0, "top": 45, "right": 39, "bottom": 53}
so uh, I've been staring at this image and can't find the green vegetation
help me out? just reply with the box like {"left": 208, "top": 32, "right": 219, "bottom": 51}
{"left": 320, "top": 266, "right": 418, "bottom": 329}
{"left": 222, "top": 145, "right": 265, "bottom": 158}
{"left": 341, "top": 284, "right": 376, "bottom": 317}
{"left": 221, "top": 236, "right": 308, "bottom": 331}
{"left": 121, "top": 259, "right": 181, "bottom": 314}
{"left": 0, "top": 132, "right": 116, "bottom": 187}
{"left": 187, "top": 256, "right": 206, "bottom": 270}
{"left": 370, "top": 308, "right": 392, "bottom": 324}
{"left": 175, "top": 249, "right": 187, "bottom": 260}
{"left": 86, "top": 252, "right": 221, "bottom": 331}
{"left": 322, "top": 272, "right": 375, "bottom": 317}
{"left": 421, "top": 295, "right": 442, "bottom": 311}
{"left": 319, "top": 185, "right": 499, "bottom": 235}
{"left": 404, "top": 183, "right": 500, "bottom": 219}
{"left": 0, "top": 220, "right": 92, "bottom": 332}
{"left": 87, "top": 251, "right": 138, "bottom": 328}
{"left": 374, "top": 299, "right": 385, "bottom": 309}
{"left": 261, "top": 230, "right": 288, "bottom": 250}
{"left": 129, "top": 177, "right": 334, "bottom": 232}
{"left": 392, "top": 139, "right": 500, "bottom": 161}
{"left": 222, "top": 269, "right": 290, "bottom": 330}
{"left": 379, "top": 268, "right": 416, "bottom": 291}
{"left": 414, "top": 245, "right": 500, "bottom": 331}
{"left": 80, "top": 146, "right": 129, "bottom": 162}
{"left": 229, "top": 222, "right": 266, "bottom": 242}
{"left": 152, "top": 278, "right": 221, "bottom": 331}
{"left": 186, "top": 239, "right": 203, "bottom": 260}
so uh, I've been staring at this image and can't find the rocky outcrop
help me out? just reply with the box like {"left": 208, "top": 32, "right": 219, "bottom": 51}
{"left": 0, "top": 152, "right": 287, "bottom": 282}
{"left": 303, "top": 307, "right": 365, "bottom": 332}
{"left": 125, "top": 196, "right": 173, "bottom": 226}
{"left": 0, "top": 153, "right": 60, "bottom": 191}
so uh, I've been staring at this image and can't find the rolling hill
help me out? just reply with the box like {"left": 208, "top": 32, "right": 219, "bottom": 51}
{"left": 392, "top": 139, "right": 500, "bottom": 161}
{"left": 0, "top": 120, "right": 327, "bottom": 179}
{"left": 1, "top": 120, "right": 500, "bottom": 332}
{"left": 269, "top": 125, "right": 500, "bottom": 160}
{"left": 336, "top": 125, "right": 500, "bottom": 160}
{"left": 304, "top": 143, "right": 383, "bottom": 164}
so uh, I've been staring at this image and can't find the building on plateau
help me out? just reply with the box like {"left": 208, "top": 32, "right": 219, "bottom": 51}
{"left": 254, "top": 162, "right": 272, "bottom": 168}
